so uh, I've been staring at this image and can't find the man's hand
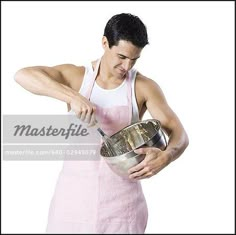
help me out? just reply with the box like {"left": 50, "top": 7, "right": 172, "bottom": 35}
{"left": 70, "top": 95, "right": 97, "bottom": 127}
{"left": 128, "top": 147, "right": 172, "bottom": 180}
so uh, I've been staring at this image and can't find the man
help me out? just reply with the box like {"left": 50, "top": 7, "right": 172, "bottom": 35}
{"left": 15, "top": 13, "right": 189, "bottom": 234}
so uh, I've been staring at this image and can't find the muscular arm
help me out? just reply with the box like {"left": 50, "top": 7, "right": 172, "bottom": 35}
{"left": 14, "top": 64, "right": 97, "bottom": 125}
{"left": 142, "top": 77, "right": 189, "bottom": 162}
{"left": 14, "top": 64, "right": 83, "bottom": 104}
{"left": 129, "top": 74, "right": 189, "bottom": 179}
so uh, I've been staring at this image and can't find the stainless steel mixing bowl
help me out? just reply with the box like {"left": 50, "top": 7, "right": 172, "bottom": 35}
{"left": 100, "top": 119, "right": 168, "bottom": 178}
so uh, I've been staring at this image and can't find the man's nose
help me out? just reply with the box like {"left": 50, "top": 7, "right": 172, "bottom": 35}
{"left": 122, "top": 59, "right": 132, "bottom": 71}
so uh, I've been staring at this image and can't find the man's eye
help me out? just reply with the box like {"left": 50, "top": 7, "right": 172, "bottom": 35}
{"left": 119, "top": 55, "right": 126, "bottom": 59}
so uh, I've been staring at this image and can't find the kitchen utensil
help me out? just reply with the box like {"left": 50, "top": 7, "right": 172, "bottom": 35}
{"left": 100, "top": 119, "right": 168, "bottom": 178}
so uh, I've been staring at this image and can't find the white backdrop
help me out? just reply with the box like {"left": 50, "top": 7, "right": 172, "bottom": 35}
{"left": 1, "top": 1, "right": 235, "bottom": 234}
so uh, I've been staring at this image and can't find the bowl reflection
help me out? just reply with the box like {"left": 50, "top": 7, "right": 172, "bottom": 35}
{"left": 100, "top": 119, "right": 168, "bottom": 178}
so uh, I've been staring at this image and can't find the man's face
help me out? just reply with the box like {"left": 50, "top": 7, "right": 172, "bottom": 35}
{"left": 103, "top": 38, "right": 143, "bottom": 78}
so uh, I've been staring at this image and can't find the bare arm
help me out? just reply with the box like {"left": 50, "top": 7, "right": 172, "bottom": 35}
{"left": 14, "top": 64, "right": 97, "bottom": 125}
{"left": 14, "top": 64, "right": 82, "bottom": 103}
{"left": 143, "top": 77, "right": 189, "bottom": 162}
{"left": 128, "top": 74, "right": 189, "bottom": 179}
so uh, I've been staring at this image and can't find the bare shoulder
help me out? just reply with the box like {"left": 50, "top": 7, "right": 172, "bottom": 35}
{"left": 135, "top": 71, "right": 174, "bottom": 123}
{"left": 53, "top": 64, "right": 85, "bottom": 91}
{"left": 53, "top": 64, "right": 85, "bottom": 76}
{"left": 135, "top": 72, "right": 165, "bottom": 102}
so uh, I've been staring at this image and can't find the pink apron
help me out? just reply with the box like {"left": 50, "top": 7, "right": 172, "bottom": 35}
{"left": 46, "top": 59, "right": 148, "bottom": 234}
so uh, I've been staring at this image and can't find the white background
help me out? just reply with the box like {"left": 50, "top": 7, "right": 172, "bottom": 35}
{"left": 1, "top": 1, "right": 235, "bottom": 234}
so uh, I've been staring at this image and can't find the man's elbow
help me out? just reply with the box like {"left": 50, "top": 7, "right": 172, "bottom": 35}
{"left": 14, "top": 68, "right": 28, "bottom": 84}
{"left": 183, "top": 131, "right": 189, "bottom": 151}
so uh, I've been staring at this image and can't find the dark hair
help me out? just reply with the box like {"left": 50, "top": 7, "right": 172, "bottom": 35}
{"left": 104, "top": 13, "right": 149, "bottom": 48}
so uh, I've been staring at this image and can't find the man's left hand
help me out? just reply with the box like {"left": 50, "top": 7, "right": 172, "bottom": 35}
{"left": 128, "top": 147, "right": 172, "bottom": 180}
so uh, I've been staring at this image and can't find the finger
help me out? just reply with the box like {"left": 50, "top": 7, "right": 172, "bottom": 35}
{"left": 87, "top": 121, "right": 96, "bottom": 128}
{"left": 129, "top": 168, "right": 153, "bottom": 180}
{"left": 130, "top": 165, "right": 155, "bottom": 179}
{"left": 87, "top": 113, "right": 97, "bottom": 127}
{"left": 131, "top": 172, "right": 153, "bottom": 180}
{"left": 134, "top": 147, "right": 150, "bottom": 155}
{"left": 80, "top": 110, "right": 87, "bottom": 121}
{"left": 134, "top": 147, "right": 161, "bottom": 155}
{"left": 86, "top": 106, "right": 97, "bottom": 126}
{"left": 84, "top": 108, "right": 93, "bottom": 124}
{"left": 128, "top": 152, "right": 159, "bottom": 175}
{"left": 129, "top": 167, "right": 146, "bottom": 178}
{"left": 75, "top": 108, "right": 85, "bottom": 120}
{"left": 128, "top": 160, "right": 146, "bottom": 174}
{"left": 76, "top": 112, "right": 82, "bottom": 119}
{"left": 84, "top": 112, "right": 92, "bottom": 124}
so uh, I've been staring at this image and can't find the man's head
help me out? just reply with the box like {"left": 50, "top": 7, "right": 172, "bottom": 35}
{"left": 104, "top": 13, "right": 149, "bottom": 49}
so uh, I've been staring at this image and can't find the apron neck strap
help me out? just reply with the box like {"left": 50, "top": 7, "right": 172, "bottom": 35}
{"left": 85, "top": 58, "right": 101, "bottom": 99}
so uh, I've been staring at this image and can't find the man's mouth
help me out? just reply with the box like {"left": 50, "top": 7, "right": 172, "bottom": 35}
{"left": 118, "top": 68, "right": 127, "bottom": 74}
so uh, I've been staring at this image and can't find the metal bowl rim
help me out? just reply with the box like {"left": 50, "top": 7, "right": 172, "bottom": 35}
{"left": 100, "top": 119, "right": 163, "bottom": 158}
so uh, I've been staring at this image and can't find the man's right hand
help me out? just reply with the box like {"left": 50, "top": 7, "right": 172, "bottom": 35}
{"left": 70, "top": 95, "right": 97, "bottom": 127}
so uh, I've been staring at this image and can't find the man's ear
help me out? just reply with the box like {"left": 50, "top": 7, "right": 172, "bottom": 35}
{"left": 102, "top": 36, "right": 109, "bottom": 49}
